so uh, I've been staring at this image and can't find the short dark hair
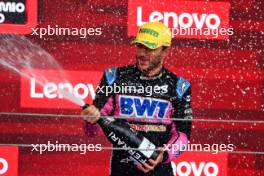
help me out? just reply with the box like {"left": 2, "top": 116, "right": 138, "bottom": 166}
{"left": 162, "top": 46, "right": 169, "bottom": 50}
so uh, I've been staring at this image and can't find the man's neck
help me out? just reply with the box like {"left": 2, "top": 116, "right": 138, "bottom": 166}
{"left": 140, "top": 65, "right": 163, "bottom": 80}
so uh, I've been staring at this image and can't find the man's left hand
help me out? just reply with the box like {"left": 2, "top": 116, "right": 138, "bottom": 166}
{"left": 136, "top": 149, "right": 164, "bottom": 173}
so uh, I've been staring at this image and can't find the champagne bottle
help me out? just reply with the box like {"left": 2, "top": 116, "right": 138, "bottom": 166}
{"left": 82, "top": 104, "right": 160, "bottom": 164}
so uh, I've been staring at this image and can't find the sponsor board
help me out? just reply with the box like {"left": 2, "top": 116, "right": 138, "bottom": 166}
{"left": 128, "top": 0, "right": 231, "bottom": 40}
{"left": 20, "top": 69, "right": 103, "bottom": 109}
{"left": 172, "top": 152, "right": 228, "bottom": 176}
{"left": 0, "top": 147, "right": 18, "bottom": 176}
{"left": 0, "top": 0, "right": 38, "bottom": 34}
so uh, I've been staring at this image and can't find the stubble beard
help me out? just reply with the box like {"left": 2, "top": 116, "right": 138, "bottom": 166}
{"left": 139, "top": 53, "right": 163, "bottom": 76}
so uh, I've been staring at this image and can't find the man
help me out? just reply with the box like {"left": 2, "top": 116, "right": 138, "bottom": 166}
{"left": 82, "top": 22, "right": 192, "bottom": 176}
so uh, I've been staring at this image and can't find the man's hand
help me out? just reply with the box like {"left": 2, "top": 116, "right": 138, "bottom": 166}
{"left": 81, "top": 105, "right": 100, "bottom": 124}
{"left": 136, "top": 149, "right": 164, "bottom": 173}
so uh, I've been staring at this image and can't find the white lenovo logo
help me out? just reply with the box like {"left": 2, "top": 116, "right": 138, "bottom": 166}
{"left": 0, "top": 158, "right": 8, "bottom": 174}
{"left": 171, "top": 161, "right": 219, "bottom": 176}
{"left": 136, "top": 6, "right": 221, "bottom": 29}
{"left": 30, "top": 78, "right": 96, "bottom": 100}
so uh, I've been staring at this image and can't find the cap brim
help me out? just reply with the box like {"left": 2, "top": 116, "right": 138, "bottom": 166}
{"left": 131, "top": 39, "right": 161, "bottom": 49}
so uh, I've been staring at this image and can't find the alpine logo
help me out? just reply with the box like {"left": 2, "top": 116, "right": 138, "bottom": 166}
{"left": 119, "top": 95, "right": 170, "bottom": 118}
{"left": 0, "top": 0, "right": 38, "bottom": 34}
{"left": 128, "top": 0, "right": 232, "bottom": 40}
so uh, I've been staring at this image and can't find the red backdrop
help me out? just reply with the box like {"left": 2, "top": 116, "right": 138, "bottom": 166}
{"left": 0, "top": 0, "right": 263, "bottom": 175}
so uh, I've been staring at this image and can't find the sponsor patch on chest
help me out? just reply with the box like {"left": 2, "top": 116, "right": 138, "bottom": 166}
{"left": 130, "top": 124, "right": 167, "bottom": 132}
{"left": 119, "top": 95, "right": 170, "bottom": 118}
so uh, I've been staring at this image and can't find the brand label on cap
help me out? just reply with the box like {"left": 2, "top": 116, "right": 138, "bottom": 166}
{"left": 128, "top": 0, "right": 232, "bottom": 40}
{"left": 140, "top": 28, "right": 159, "bottom": 37}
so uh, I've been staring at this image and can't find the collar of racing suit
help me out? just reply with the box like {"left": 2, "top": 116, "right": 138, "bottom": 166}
{"left": 137, "top": 65, "right": 165, "bottom": 80}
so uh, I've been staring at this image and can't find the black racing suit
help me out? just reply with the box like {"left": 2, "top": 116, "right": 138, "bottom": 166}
{"left": 84, "top": 65, "right": 192, "bottom": 176}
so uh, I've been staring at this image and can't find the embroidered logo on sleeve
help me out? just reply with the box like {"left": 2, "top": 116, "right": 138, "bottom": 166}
{"left": 105, "top": 68, "right": 117, "bottom": 86}
{"left": 176, "top": 77, "right": 190, "bottom": 99}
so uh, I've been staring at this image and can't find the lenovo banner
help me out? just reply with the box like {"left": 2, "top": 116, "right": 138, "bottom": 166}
{"left": 20, "top": 69, "right": 103, "bottom": 109}
{"left": 128, "top": 0, "right": 231, "bottom": 40}
{"left": 172, "top": 152, "right": 228, "bottom": 176}
{"left": 0, "top": 0, "right": 38, "bottom": 34}
{"left": 0, "top": 147, "right": 18, "bottom": 176}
